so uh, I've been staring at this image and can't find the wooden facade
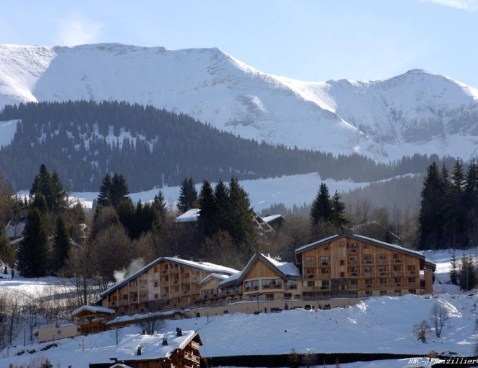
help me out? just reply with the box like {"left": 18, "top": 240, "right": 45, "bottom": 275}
{"left": 98, "top": 257, "right": 238, "bottom": 315}
{"left": 92, "top": 235, "right": 435, "bottom": 320}
{"left": 295, "top": 234, "right": 435, "bottom": 298}
{"left": 91, "top": 330, "right": 202, "bottom": 368}
{"left": 219, "top": 253, "right": 301, "bottom": 303}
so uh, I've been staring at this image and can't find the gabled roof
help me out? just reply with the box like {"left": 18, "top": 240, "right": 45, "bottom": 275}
{"left": 198, "top": 273, "right": 229, "bottom": 287}
{"left": 174, "top": 208, "right": 200, "bottom": 223}
{"left": 219, "top": 253, "right": 300, "bottom": 288}
{"left": 295, "top": 234, "right": 425, "bottom": 259}
{"left": 99, "top": 256, "right": 239, "bottom": 300}
{"left": 72, "top": 305, "right": 115, "bottom": 317}
{"left": 93, "top": 330, "right": 202, "bottom": 363}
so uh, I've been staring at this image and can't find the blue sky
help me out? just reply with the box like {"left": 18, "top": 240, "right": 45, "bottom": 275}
{"left": 2, "top": 0, "right": 477, "bottom": 86}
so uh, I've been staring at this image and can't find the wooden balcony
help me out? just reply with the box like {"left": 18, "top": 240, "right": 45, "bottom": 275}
{"left": 190, "top": 341, "right": 200, "bottom": 350}
{"left": 304, "top": 261, "right": 318, "bottom": 267}
{"left": 183, "top": 351, "right": 200, "bottom": 363}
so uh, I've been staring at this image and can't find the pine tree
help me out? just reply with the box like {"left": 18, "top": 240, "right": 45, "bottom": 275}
{"left": 111, "top": 173, "right": 130, "bottom": 208}
{"left": 214, "top": 180, "right": 230, "bottom": 231}
{"left": 449, "top": 160, "right": 468, "bottom": 248}
{"left": 197, "top": 180, "right": 218, "bottom": 238}
{"left": 97, "top": 173, "right": 112, "bottom": 207}
{"left": 153, "top": 190, "right": 168, "bottom": 221}
{"left": 458, "top": 255, "right": 477, "bottom": 291}
{"left": 17, "top": 209, "right": 49, "bottom": 277}
{"left": 330, "top": 191, "right": 348, "bottom": 231}
{"left": 465, "top": 159, "right": 478, "bottom": 244}
{"left": 418, "top": 162, "right": 445, "bottom": 250}
{"left": 227, "top": 177, "right": 256, "bottom": 259}
{"left": 449, "top": 252, "right": 458, "bottom": 285}
{"left": 310, "top": 183, "right": 332, "bottom": 227}
{"left": 52, "top": 215, "right": 71, "bottom": 274}
{"left": 177, "top": 177, "right": 198, "bottom": 213}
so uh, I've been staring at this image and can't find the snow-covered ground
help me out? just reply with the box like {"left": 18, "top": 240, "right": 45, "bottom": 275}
{"left": 1, "top": 249, "right": 477, "bottom": 367}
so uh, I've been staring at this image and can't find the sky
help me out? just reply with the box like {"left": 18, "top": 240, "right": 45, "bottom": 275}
{"left": 1, "top": 0, "right": 478, "bottom": 86}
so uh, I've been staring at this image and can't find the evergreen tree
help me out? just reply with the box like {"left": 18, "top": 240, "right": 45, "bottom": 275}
{"left": 197, "top": 180, "right": 217, "bottom": 238}
{"left": 111, "top": 173, "right": 130, "bottom": 208}
{"left": 153, "top": 190, "right": 168, "bottom": 221}
{"left": 0, "top": 229, "right": 15, "bottom": 267}
{"left": 29, "top": 164, "right": 65, "bottom": 213}
{"left": 17, "top": 209, "right": 49, "bottom": 277}
{"left": 310, "top": 183, "right": 332, "bottom": 227}
{"left": 52, "top": 215, "right": 71, "bottom": 274}
{"left": 418, "top": 162, "right": 445, "bottom": 250}
{"left": 449, "top": 252, "right": 458, "bottom": 285}
{"left": 449, "top": 160, "right": 468, "bottom": 248}
{"left": 458, "top": 255, "right": 477, "bottom": 291}
{"left": 214, "top": 180, "right": 230, "bottom": 231}
{"left": 330, "top": 191, "right": 348, "bottom": 231}
{"left": 97, "top": 173, "right": 113, "bottom": 207}
{"left": 30, "top": 192, "right": 48, "bottom": 216}
{"left": 177, "top": 177, "right": 198, "bottom": 213}
{"left": 50, "top": 171, "right": 66, "bottom": 213}
{"left": 226, "top": 177, "right": 256, "bottom": 259}
{"left": 465, "top": 159, "right": 478, "bottom": 245}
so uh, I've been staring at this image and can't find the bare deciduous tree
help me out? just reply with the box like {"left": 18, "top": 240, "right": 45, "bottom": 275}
{"left": 137, "top": 313, "right": 165, "bottom": 335}
{"left": 413, "top": 319, "right": 430, "bottom": 343}
{"left": 430, "top": 303, "right": 450, "bottom": 338}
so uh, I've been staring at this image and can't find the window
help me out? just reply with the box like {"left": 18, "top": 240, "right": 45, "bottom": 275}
{"left": 339, "top": 241, "right": 344, "bottom": 247}
{"left": 321, "top": 281, "right": 329, "bottom": 289}
{"left": 286, "top": 280, "right": 298, "bottom": 289}
{"left": 321, "top": 256, "right": 328, "bottom": 263}
{"left": 321, "top": 268, "right": 329, "bottom": 274}
{"left": 306, "top": 268, "right": 314, "bottom": 277}
{"left": 365, "top": 279, "right": 372, "bottom": 286}
{"left": 379, "top": 266, "right": 386, "bottom": 273}
{"left": 284, "top": 293, "right": 292, "bottom": 300}
{"left": 324, "top": 245, "right": 329, "bottom": 250}
{"left": 57, "top": 330, "right": 61, "bottom": 335}
{"left": 364, "top": 254, "right": 372, "bottom": 263}
{"left": 350, "top": 279, "right": 357, "bottom": 285}
{"left": 365, "top": 291, "right": 372, "bottom": 296}
{"left": 153, "top": 266, "right": 158, "bottom": 272}
{"left": 349, "top": 255, "right": 357, "bottom": 261}
{"left": 154, "top": 281, "right": 159, "bottom": 287}
{"left": 379, "top": 278, "right": 386, "bottom": 284}
{"left": 306, "top": 256, "right": 314, "bottom": 262}
{"left": 154, "top": 293, "right": 159, "bottom": 299}
{"left": 340, "top": 272, "right": 345, "bottom": 277}
{"left": 307, "top": 281, "right": 314, "bottom": 287}
{"left": 364, "top": 266, "right": 371, "bottom": 273}
{"left": 408, "top": 277, "right": 415, "bottom": 283}
{"left": 340, "top": 260, "right": 345, "bottom": 265}
{"left": 394, "top": 278, "right": 400, "bottom": 284}
{"left": 380, "top": 290, "right": 387, "bottom": 296}
{"left": 265, "top": 294, "right": 274, "bottom": 301}
{"left": 378, "top": 254, "right": 386, "bottom": 262}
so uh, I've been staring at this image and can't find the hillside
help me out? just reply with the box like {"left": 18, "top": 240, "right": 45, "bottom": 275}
{"left": 0, "top": 101, "right": 445, "bottom": 192}
{"left": 1, "top": 249, "right": 477, "bottom": 367}
{"left": 1, "top": 43, "right": 478, "bottom": 161}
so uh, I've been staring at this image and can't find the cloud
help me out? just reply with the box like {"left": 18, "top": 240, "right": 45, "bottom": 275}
{"left": 57, "top": 13, "right": 103, "bottom": 46}
{"left": 419, "top": 0, "right": 478, "bottom": 11}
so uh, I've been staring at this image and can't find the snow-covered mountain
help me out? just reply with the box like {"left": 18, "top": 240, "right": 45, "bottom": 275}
{"left": 1, "top": 43, "right": 478, "bottom": 161}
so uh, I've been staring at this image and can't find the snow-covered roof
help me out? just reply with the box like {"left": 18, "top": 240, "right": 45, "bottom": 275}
{"left": 6, "top": 218, "right": 26, "bottom": 238}
{"left": 174, "top": 208, "right": 200, "bottom": 223}
{"left": 72, "top": 305, "right": 115, "bottom": 316}
{"left": 261, "top": 214, "right": 283, "bottom": 223}
{"left": 295, "top": 234, "right": 426, "bottom": 260}
{"left": 93, "top": 330, "right": 201, "bottom": 363}
{"left": 100, "top": 256, "right": 239, "bottom": 299}
{"left": 219, "top": 252, "right": 300, "bottom": 288}
{"left": 198, "top": 273, "right": 230, "bottom": 287}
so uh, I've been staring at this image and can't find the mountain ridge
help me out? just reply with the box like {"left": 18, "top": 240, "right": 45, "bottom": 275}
{"left": 1, "top": 43, "right": 478, "bottom": 161}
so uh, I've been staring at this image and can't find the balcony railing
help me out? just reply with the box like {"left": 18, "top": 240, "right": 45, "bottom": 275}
{"left": 190, "top": 341, "right": 200, "bottom": 350}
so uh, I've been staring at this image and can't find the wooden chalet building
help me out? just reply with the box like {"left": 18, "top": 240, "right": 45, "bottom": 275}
{"left": 97, "top": 257, "right": 238, "bottom": 315}
{"left": 72, "top": 305, "right": 116, "bottom": 334}
{"left": 90, "top": 329, "right": 202, "bottom": 368}
{"left": 218, "top": 253, "right": 302, "bottom": 303}
{"left": 295, "top": 234, "right": 435, "bottom": 299}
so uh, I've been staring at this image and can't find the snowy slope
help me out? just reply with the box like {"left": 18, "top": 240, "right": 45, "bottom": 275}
{"left": 1, "top": 249, "right": 478, "bottom": 367}
{"left": 1, "top": 43, "right": 478, "bottom": 161}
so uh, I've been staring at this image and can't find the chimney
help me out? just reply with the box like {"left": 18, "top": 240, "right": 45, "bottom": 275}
{"left": 176, "top": 327, "right": 182, "bottom": 337}
{"left": 137, "top": 346, "right": 143, "bottom": 356}
{"left": 162, "top": 338, "right": 168, "bottom": 346}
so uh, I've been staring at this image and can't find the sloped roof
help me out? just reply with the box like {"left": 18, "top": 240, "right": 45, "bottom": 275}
{"left": 198, "top": 273, "right": 230, "bottom": 287}
{"left": 174, "top": 208, "right": 200, "bottom": 223}
{"left": 72, "top": 305, "right": 115, "bottom": 317}
{"left": 219, "top": 253, "right": 300, "bottom": 288}
{"left": 93, "top": 330, "right": 201, "bottom": 363}
{"left": 99, "top": 256, "right": 239, "bottom": 300}
{"left": 295, "top": 234, "right": 425, "bottom": 259}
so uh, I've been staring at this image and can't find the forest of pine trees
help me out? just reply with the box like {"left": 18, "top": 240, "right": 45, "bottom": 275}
{"left": 0, "top": 101, "right": 451, "bottom": 192}
{"left": 418, "top": 159, "right": 478, "bottom": 250}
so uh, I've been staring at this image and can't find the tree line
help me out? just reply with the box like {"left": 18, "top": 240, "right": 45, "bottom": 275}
{"left": 0, "top": 101, "right": 451, "bottom": 192}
